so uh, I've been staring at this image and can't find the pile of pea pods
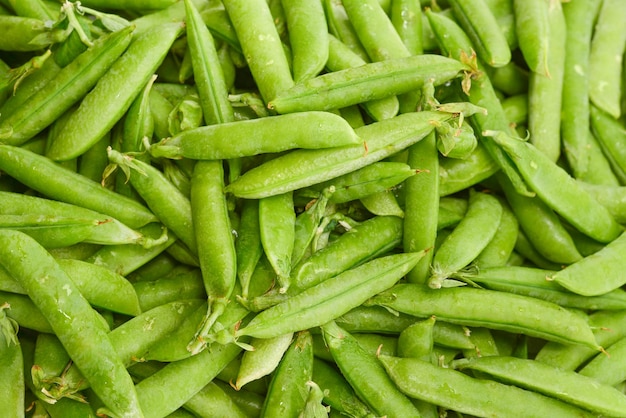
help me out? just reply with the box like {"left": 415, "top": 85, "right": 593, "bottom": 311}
{"left": 2, "top": 0, "right": 626, "bottom": 416}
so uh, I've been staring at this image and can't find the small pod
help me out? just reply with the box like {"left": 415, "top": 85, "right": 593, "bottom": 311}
{"left": 235, "top": 332, "right": 294, "bottom": 390}
{"left": 268, "top": 54, "right": 468, "bottom": 114}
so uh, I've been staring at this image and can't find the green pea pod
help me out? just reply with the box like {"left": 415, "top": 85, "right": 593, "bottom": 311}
{"left": 368, "top": 284, "right": 601, "bottom": 350}
{"left": 0, "top": 15, "right": 64, "bottom": 51}
{"left": 536, "top": 310, "right": 626, "bottom": 371}
{"left": 149, "top": 111, "right": 360, "bottom": 160}
{"left": 79, "top": 0, "right": 177, "bottom": 11}
{"left": 360, "top": 190, "right": 404, "bottom": 218}
{"left": 0, "top": 146, "right": 157, "bottom": 229}
{"left": 550, "top": 231, "right": 626, "bottom": 296}
{"left": 260, "top": 331, "right": 313, "bottom": 417}
{"left": 0, "top": 303, "right": 23, "bottom": 418}
{"left": 487, "top": 130, "right": 623, "bottom": 243}
{"left": 398, "top": 316, "right": 436, "bottom": 360}
{"left": 107, "top": 148, "right": 196, "bottom": 254}
{"left": 513, "top": 0, "right": 549, "bottom": 75}
{"left": 473, "top": 198, "right": 518, "bottom": 268}
{"left": 322, "top": 0, "right": 369, "bottom": 61}
{"left": 187, "top": 161, "right": 237, "bottom": 355}
{"left": 226, "top": 110, "right": 452, "bottom": 199}
{"left": 46, "top": 22, "right": 184, "bottom": 161}
{"left": 575, "top": 181, "right": 626, "bottom": 224}
{"left": 85, "top": 223, "right": 176, "bottom": 277}
{"left": 235, "top": 332, "right": 294, "bottom": 390}
{"left": 448, "top": 0, "right": 511, "bottom": 67}
{"left": 429, "top": 189, "right": 503, "bottom": 288}
{"left": 259, "top": 191, "right": 296, "bottom": 292}
{"left": 221, "top": 0, "right": 293, "bottom": 103}
{"left": 390, "top": 0, "right": 423, "bottom": 56}
{"left": 0, "top": 291, "right": 53, "bottom": 333}
{"left": 0, "top": 230, "right": 143, "bottom": 417}
{"left": 588, "top": 0, "right": 626, "bottom": 119}
{"left": 438, "top": 143, "right": 499, "bottom": 196}
{"left": 0, "top": 26, "right": 134, "bottom": 146}
{"left": 291, "top": 190, "right": 332, "bottom": 267}
{"left": 527, "top": 0, "right": 566, "bottom": 162}
{"left": 312, "top": 357, "right": 375, "bottom": 418}
{"left": 236, "top": 251, "right": 426, "bottom": 340}
{"left": 282, "top": 0, "right": 328, "bottom": 82}
{"left": 182, "top": 381, "right": 249, "bottom": 418}
{"left": 560, "top": 0, "right": 602, "bottom": 179}
{"left": 464, "top": 265, "right": 626, "bottom": 310}
{"left": 379, "top": 356, "right": 597, "bottom": 418}
{"left": 308, "top": 162, "right": 415, "bottom": 204}
{"left": 133, "top": 268, "right": 205, "bottom": 312}
{"left": 135, "top": 340, "right": 244, "bottom": 418}
{"left": 235, "top": 199, "right": 263, "bottom": 300}
{"left": 268, "top": 54, "right": 467, "bottom": 114}
{"left": 497, "top": 172, "right": 582, "bottom": 265}
{"left": 321, "top": 321, "right": 421, "bottom": 418}
{"left": 579, "top": 336, "right": 626, "bottom": 387}
{"left": 453, "top": 355, "right": 626, "bottom": 417}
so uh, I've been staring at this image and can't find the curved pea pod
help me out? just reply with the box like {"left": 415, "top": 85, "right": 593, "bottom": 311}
{"left": 149, "top": 111, "right": 360, "bottom": 160}
{"left": 235, "top": 332, "right": 293, "bottom": 390}
{"left": 0, "top": 303, "right": 23, "bottom": 418}
{"left": 429, "top": 189, "right": 503, "bottom": 288}
{"left": 0, "top": 25, "right": 134, "bottom": 146}
{"left": 473, "top": 198, "right": 518, "bottom": 268}
{"left": 513, "top": 0, "right": 550, "bottom": 75}
{"left": 260, "top": 331, "right": 313, "bottom": 417}
{"left": 235, "top": 251, "right": 426, "bottom": 340}
{"left": 550, "top": 231, "right": 626, "bottom": 296}
{"left": 0, "top": 145, "right": 157, "bottom": 229}
{"left": 487, "top": 130, "right": 623, "bottom": 243}
{"left": 321, "top": 321, "right": 421, "bottom": 418}
{"left": 368, "top": 284, "right": 601, "bottom": 350}
{"left": 379, "top": 356, "right": 597, "bottom": 418}
{"left": 225, "top": 110, "right": 452, "bottom": 199}
{"left": 0, "top": 230, "right": 143, "bottom": 417}
{"left": 0, "top": 291, "right": 52, "bottom": 333}
{"left": 46, "top": 22, "right": 184, "bottom": 161}
{"left": 452, "top": 355, "right": 626, "bottom": 417}
{"left": 466, "top": 266, "right": 626, "bottom": 310}
{"left": 268, "top": 55, "right": 468, "bottom": 114}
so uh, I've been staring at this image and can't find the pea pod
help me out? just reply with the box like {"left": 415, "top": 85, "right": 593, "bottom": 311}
{"left": 149, "top": 111, "right": 360, "bottom": 160}
{"left": 235, "top": 332, "right": 293, "bottom": 390}
{"left": 368, "top": 284, "right": 601, "bottom": 350}
{"left": 379, "top": 356, "right": 596, "bottom": 417}
{"left": 452, "top": 355, "right": 626, "bottom": 417}
{"left": 487, "top": 130, "right": 623, "bottom": 243}
{"left": 46, "top": 22, "right": 184, "bottom": 161}
{"left": 236, "top": 251, "right": 426, "bottom": 339}
{"left": 465, "top": 266, "right": 626, "bottom": 310}
{"left": 429, "top": 189, "right": 503, "bottom": 288}
{"left": 226, "top": 110, "right": 452, "bottom": 199}
{"left": 321, "top": 321, "right": 421, "bottom": 418}
{"left": 0, "top": 145, "right": 157, "bottom": 229}
{"left": 260, "top": 331, "right": 313, "bottom": 417}
{"left": 0, "top": 229, "right": 143, "bottom": 417}
{"left": 0, "top": 25, "right": 134, "bottom": 145}
{"left": 0, "top": 303, "right": 23, "bottom": 418}
{"left": 268, "top": 54, "right": 467, "bottom": 113}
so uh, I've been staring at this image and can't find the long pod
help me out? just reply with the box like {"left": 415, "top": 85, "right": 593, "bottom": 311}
{"left": 368, "top": 284, "right": 600, "bottom": 350}
{"left": 235, "top": 252, "right": 425, "bottom": 339}
{"left": 0, "top": 229, "right": 144, "bottom": 417}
